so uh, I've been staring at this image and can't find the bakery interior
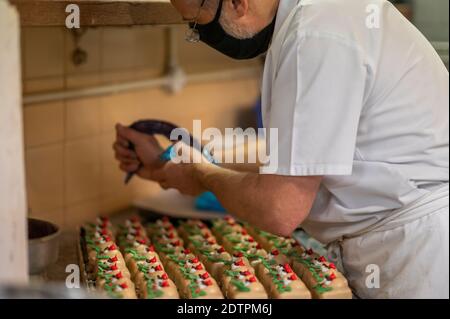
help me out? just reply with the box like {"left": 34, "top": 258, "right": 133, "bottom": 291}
{"left": 0, "top": 0, "right": 448, "bottom": 299}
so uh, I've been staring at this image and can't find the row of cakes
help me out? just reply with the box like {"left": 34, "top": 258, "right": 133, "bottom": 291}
{"left": 177, "top": 219, "right": 268, "bottom": 299}
{"left": 244, "top": 224, "right": 353, "bottom": 299}
{"left": 83, "top": 217, "right": 137, "bottom": 299}
{"left": 211, "top": 217, "right": 311, "bottom": 299}
{"left": 115, "top": 217, "right": 179, "bottom": 299}
{"left": 82, "top": 215, "right": 352, "bottom": 299}
{"left": 147, "top": 217, "right": 224, "bottom": 299}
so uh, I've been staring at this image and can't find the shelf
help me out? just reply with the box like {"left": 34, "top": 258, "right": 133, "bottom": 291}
{"left": 10, "top": 0, "right": 184, "bottom": 27}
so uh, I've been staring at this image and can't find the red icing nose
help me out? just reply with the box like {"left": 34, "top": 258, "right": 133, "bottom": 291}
{"left": 195, "top": 264, "right": 203, "bottom": 271}
{"left": 283, "top": 264, "right": 293, "bottom": 273}
{"left": 109, "top": 256, "right": 118, "bottom": 262}
{"left": 201, "top": 272, "right": 209, "bottom": 279}
{"left": 241, "top": 270, "right": 251, "bottom": 276}
{"left": 234, "top": 259, "right": 245, "bottom": 266}
{"left": 203, "top": 279, "right": 213, "bottom": 286}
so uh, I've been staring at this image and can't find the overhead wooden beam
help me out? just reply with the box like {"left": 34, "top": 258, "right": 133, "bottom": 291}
{"left": 9, "top": 0, "right": 184, "bottom": 27}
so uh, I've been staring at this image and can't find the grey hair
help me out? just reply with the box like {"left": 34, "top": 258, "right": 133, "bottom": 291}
{"left": 220, "top": 1, "right": 258, "bottom": 39}
{"left": 185, "top": 0, "right": 258, "bottom": 39}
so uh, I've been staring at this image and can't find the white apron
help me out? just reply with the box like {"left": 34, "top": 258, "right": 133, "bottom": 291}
{"left": 262, "top": 0, "right": 449, "bottom": 299}
{"left": 327, "top": 184, "right": 449, "bottom": 299}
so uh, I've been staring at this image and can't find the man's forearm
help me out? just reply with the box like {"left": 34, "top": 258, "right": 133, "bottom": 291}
{"left": 194, "top": 163, "right": 276, "bottom": 231}
{"left": 218, "top": 162, "right": 260, "bottom": 173}
{"left": 192, "top": 163, "right": 321, "bottom": 236}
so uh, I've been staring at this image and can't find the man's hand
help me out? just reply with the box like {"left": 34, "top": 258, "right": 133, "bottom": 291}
{"left": 151, "top": 161, "right": 206, "bottom": 196}
{"left": 113, "top": 123, "right": 165, "bottom": 180}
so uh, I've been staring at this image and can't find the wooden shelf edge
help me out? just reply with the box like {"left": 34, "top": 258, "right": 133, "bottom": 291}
{"left": 9, "top": 0, "right": 185, "bottom": 27}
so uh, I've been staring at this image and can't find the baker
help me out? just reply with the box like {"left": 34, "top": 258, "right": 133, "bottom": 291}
{"left": 113, "top": 0, "right": 449, "bottom": 298}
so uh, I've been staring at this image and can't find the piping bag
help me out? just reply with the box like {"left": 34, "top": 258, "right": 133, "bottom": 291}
{"left": 124, "top": 119, "right": 225, "bottom": 213}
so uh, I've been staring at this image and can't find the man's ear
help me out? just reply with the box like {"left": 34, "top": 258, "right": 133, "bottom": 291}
{"left": 230, "top": 0, "right": 249, "bottom": 17}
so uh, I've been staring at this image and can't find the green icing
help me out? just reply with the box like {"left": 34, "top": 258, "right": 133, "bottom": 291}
{"left": 103, "top": 284, "right": 124, "bottom": 299}
{"left": 224, "top": 269, "right": 240, "bottom": 278}
{"left": 145, "top": 279, "right": 165, "bottom": 299}
{"left": 155, "top": 243, "right": 175, "bottom": 254}
{"left": 181, "top": 223, "right": 202, "bottom": 236}
{"left": 225, "top": 235, "right": 242, "bottom": 244}
{"left": 313, "top": 284, "right": 333, "bottom": 294}
{"left": 137, "top": 263, "right": 149, "bottom": 273}
{"left": 230, "top": 279, "right": 251, "bottom": 292}
{"left": 293, "top": 255, "right": 334, "bottom": 295}
{"left": 260, "top": 258, "right": 293, "bottom": 294}
{"left": 165, "top": 254, "right": 211, "bottom": 299}
{"left": 125, "top": 249, "right": 147, "bottom": 261}
{"left": 189, "top": 283, "right": 207, "bottom": 299}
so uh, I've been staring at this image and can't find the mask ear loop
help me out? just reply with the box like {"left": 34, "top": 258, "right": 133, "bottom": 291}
{"left": 185, "top": 0, "right": 224, "bottom": 43}
{"left": 185, "top": 0, "right": 209, "bottom": 43}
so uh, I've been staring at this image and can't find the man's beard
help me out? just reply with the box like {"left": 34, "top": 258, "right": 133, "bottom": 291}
{"left": 219, "top": 8, "right": 258, "bottom": 40}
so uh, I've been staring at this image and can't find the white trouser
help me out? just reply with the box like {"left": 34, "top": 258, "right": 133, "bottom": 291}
{"left": 328, "top": 184, "right": 449, "bottom": 299}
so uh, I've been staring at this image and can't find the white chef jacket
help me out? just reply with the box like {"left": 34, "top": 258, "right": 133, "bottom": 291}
{"left": 261, "top": 0, "right": 449, "bottom": 244}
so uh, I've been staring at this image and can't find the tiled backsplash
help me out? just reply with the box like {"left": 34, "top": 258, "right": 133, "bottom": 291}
{"left": 22, "top": 25, "right": 261, "bottom": 230}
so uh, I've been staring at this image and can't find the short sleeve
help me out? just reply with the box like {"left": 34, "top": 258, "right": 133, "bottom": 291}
{"left": 264, "top": 32, "right": 368, "bottom": 176}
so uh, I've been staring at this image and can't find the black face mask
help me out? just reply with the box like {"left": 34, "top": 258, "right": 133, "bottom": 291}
{"left": 191, "top": 0, "right": 276, "bottom": 60}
